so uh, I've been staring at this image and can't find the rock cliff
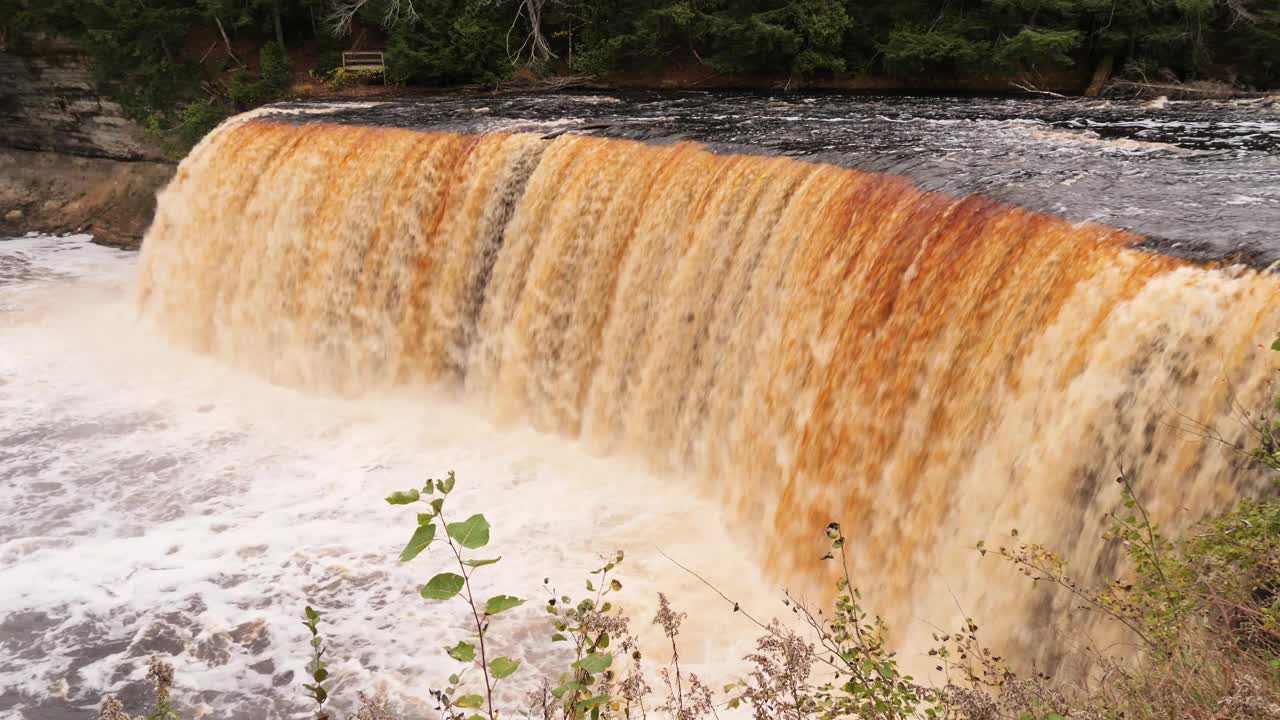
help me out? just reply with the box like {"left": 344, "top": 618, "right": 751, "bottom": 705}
{"left": 0, "top": 35, "right": 174, "bottom": 247}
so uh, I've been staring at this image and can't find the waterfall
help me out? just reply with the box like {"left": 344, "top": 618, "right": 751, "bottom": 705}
{"left": 136, "top": 118, "right": 1280, "bottom": 665}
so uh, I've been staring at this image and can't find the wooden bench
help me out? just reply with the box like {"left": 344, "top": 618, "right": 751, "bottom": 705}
{"left": 342, "top": 51, "right": 387, "bottom": 83}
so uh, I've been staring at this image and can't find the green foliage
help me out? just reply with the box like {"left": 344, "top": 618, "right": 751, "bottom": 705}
{"left": 381, "top": 470, "right": 525, "bottom": 720}
{"left": 259, "top": 41, "right": 291, "bottom": 93}
{"left": 535, "top": 550, "right": 641, "bottom": 720}
{"left": 734, "top": 523, "right": 938, "bottom": 719}
{"left": 383, "top": 0, "right": 509, "bottom": 86}
{"left": 141, "top": 99, "right": 230, "bottom": 160}
{"left": 224, "top": 42, "right": 292, "bottom": 110}
{"left": 6, "top": 0, "right": 1278, "bottom": 121}
{"left": 173, "top": 100, "right": 229, "bottom": 150}
{"left": 971, "top": 466, "right": 1280, "bottom": 718}
{"left": 995, "top": 28, "right": 1083, "bottom": 69}
{"left": 317, "top": 67, "right": 385, "bottom": 89}
{"left": 446, "top": 514, "right": 490, "bottom": 549}
{"left": 300, "top": 606, "right": 332, "bottom": 717}
{"left": 422, "top": 572, "right": 466, "bottom": 601}
{"left": 882, "top": 28, "right": 984, "bottom": 77}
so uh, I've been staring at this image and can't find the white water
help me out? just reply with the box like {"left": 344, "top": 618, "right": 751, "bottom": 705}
{"left": 0, "top": 235, "right": 775, "bottom": 719}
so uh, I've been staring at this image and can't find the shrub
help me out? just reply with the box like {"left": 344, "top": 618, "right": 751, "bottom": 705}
{"left": 993, "top": 28, "right": 1082, "bottom": 69}
{"left": 226, "top": 71, "right": 273, "bottom": 108}
{"left": 174, "top": 100, "right": 228, "bottom": 149}
{"left": 960, "top": 471, "right": 1280, "bottom": 719}
{"left": 383, "top": 1, "right": 510, "bottom": 86}
{"left": 881, "top": 29, "right": 984, "bottom": 77}
{"left": 259, "top": 41, "right": 291, "bottom": 94}
{"left": 321, "top": 67, "right": 386, "bottom": 89}
{"left": 141, "top": 99, "right": 229, "bottom": 159}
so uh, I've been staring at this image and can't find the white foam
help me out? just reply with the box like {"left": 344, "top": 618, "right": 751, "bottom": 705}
{"left": 0, "top": 236, "right": 774, "bottom": 719}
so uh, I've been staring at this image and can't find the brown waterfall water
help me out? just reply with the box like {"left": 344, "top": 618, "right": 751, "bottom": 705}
{"left": 136, "top": 117, "right": 1280, "bottom": 668}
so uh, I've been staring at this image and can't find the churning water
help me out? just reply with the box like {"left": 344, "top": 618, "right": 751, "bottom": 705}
{"left": 0, "top": 235, "right": 766, "bottom": 718}
{"left": 3, "top": 92, "right": 1280, "bottom": 719}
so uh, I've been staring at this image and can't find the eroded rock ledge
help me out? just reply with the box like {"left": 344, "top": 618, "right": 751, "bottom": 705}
{"left": 0, "top": 149, "right": 174, "bottom": 248}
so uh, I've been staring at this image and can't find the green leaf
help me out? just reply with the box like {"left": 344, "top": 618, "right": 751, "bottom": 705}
{"left": 446, "top": 641, "right": 476, "bottom": 662}
{"left": 575, "top": 695, "right": 610, "bottom": 713}
{"left": 436, "top": 472, "right": 457, "bottom": 495}
{"left": 463, "top": 557, "right": 501, "bottom": 568}
{"left": 489, "top": 656, "right": 521, "bottom": 679}
{"left": 454, "top": 694, "right": 484, "bottom": 709}
{"left": 551, "top": 680, "right": 583, "bottom": 698}
{"left": 312, "top": 667, "right": 329, "bottom": 682}
{"left": 399, "top": 523, "right": 436, "bottom": 562}
{"left": 551, "top": 633, "right": 568, "bottom": 641}
{"left": 304, "top": 606, "right": 319, "bottom": 621}
{"left": 447, "top": 514, "right": 491, "bottom": 549}
{"left": 1271, "top": 336, "right": 1280, "bottom": 352}
{"left": 421, "top": 572, "right": 465, "bottom": 601}
{"left": 430, "top": 498, "right": 444, "bottom": 514}
{"left": 386, "top": 489, "right": 420, "bottom": 505}
{"left": 575, "top": 653, "right": 612, "bottom": 674}
{"left": 417, "top": 512, "right": 434, "bottom": 525}
{"left": 305, "top": 681, "right": 330, "bottom": 702}
{"left": 484, "top": 595, "right": 525, "bottom": 615}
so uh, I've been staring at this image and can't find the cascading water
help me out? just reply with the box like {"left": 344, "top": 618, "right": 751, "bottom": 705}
{"left": 136, "top": 116, "right": 1280, "bottom": 668}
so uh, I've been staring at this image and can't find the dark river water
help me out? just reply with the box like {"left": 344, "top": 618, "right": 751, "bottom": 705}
{"left": 275, "top": 91, "right": 1280, "bottom": 265}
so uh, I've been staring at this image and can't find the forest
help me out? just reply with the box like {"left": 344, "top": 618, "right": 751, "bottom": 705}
{"left": 2, "top": 0, "right": 1279, "bottom": 150}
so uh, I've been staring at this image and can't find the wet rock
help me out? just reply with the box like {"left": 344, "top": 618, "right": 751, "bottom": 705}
{"left": 3, "top": 209, "right": 22, "bottom": 222}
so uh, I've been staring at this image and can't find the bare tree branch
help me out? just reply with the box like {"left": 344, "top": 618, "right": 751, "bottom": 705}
{"left": 326, "top": 0, "right": 420, "bottom": 37}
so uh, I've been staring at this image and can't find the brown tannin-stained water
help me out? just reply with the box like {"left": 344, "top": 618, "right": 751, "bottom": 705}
{"left": 3, "top": 92, "right": 1280, "bottom": 719}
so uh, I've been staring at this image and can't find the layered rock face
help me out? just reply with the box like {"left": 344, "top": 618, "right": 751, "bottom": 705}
{"left": 0, "top": 35, "right": 160, "bottom": 161}
{"left": 0, "top": 35, "right": 174, "bottom": 247}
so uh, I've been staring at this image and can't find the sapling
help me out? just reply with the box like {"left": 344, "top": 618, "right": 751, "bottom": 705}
{"left": 301, "top": 605, "right": 332, "bottom": 719}
{"left": 385, "top": 470, "right": 525, "bottom": 720}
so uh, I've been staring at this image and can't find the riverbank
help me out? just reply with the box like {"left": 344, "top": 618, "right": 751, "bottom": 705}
{"left": 294, "top": 66, "right": 1280, "bottom": 101}
{"left": 0, "top": 149, "right": 174, "bottom": 248}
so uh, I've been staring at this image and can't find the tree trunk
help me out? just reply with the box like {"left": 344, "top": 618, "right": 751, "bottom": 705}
{"left": 274, "top": 3, "right": 286, "bottom": 48}
{"left": 1085, "top": 52, "right": 1114, "bottom": 97}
